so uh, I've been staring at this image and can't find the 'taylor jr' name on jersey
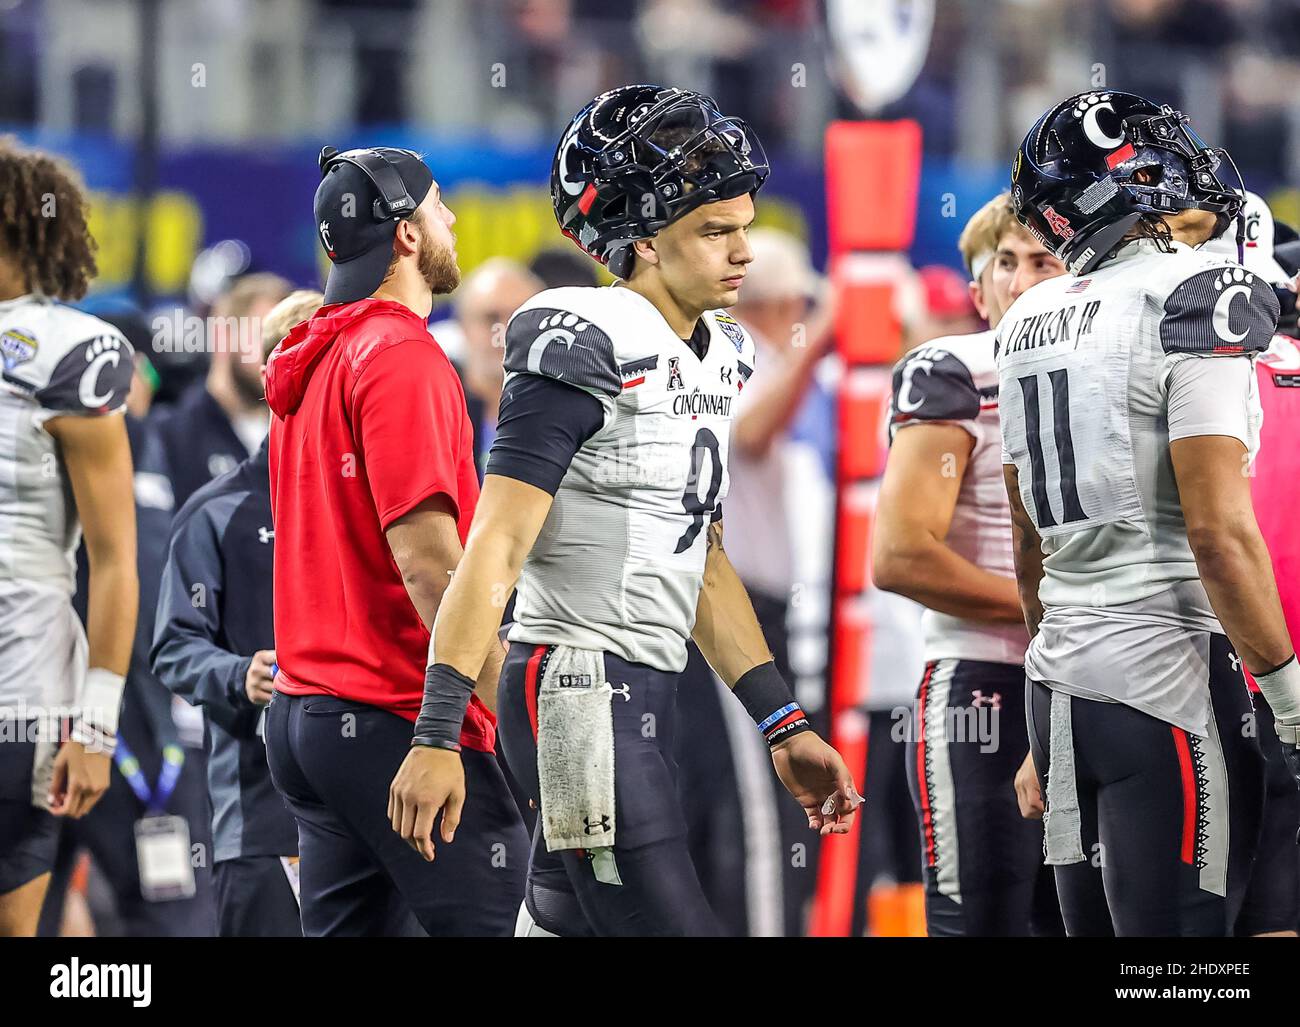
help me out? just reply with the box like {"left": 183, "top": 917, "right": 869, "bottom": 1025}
{"left": 998, "top": 299, "right": 1103, "bottom": 357}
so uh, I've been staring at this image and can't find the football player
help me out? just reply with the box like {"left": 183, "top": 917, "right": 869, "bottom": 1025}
{"left": 1202, "top": 193, "right": 1300, "bottom": 936}
{"left": 387, "top": 84, "right": 861, "bottom": 936}
{"left": 873, "top": 192, "right": 1065, "bottom": 936}
{"left": 0, "top": 138, "right": 138, "bottom": 935}
{"left": 1001, "top": 90, "right": 1297, "bottom": 935}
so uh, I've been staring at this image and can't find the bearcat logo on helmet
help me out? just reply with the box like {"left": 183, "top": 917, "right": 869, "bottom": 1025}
{"left": 550, "top": 84, "right": 770, "bottom": 280}
{"left": 1009, "top": 89, "right": 1244, "bottom": 276}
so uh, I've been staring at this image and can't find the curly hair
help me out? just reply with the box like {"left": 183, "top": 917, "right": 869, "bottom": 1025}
{"left": 0, "top": 136, "right": 99, "bottom": 300}
{"left": 1106, "top": 211, "right": 1175, "bottom": 265}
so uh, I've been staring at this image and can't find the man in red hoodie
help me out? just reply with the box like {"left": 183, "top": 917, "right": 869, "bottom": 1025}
{"left": 262, "top": 147, "right": 526, "bottom": 936}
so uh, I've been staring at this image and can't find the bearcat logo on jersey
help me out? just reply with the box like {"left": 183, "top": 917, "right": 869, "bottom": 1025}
{"left": 1160, "top": 267, "right": 1280, "bottom": 355}
{"left": 78, "top": 335, "right": 126, "bottom": 409}
{"left": 504, "top": 307, "right": 622, "bottom": 397}
{"left": 713, "top": 311, "right": 746, "bottom": 352}
{"left": 1000, "top": 299, "right": 1102, "bottom": 357}
{"left": 0, "top": 327, "right": 38, "bottom": 372}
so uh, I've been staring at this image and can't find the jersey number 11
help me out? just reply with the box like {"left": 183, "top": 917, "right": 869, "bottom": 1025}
{"left": 1017, "top": 369, "right": 1089, "bottom": 528}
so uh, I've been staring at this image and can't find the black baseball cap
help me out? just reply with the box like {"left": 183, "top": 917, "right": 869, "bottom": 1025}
{"left": 314, "top": 146, "right": 435, "bottom": 305}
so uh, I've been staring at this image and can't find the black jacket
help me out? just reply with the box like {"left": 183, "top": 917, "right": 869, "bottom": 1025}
{"left": 150, "top": 439, "right": 295, "bottom": 861}
{"left": 149, "top": 382, "right": 255, "bottom": 509}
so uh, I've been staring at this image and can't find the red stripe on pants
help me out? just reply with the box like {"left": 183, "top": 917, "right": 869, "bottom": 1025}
{"left": 915, "top": 661, "right": 937, "bottom": 868}
{"left": 1171, "top": 726, "right": 1197, "bottom": 864}
{"left": 524, "top": 645, "right": 547, "bottom": 742}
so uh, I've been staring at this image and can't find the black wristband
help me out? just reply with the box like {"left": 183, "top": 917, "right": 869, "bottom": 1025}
{"left": 412, "top": 663, "right": 476, "bottom": 752}
{"left": 733, "top": 661, "right": 811, "bottom": 748}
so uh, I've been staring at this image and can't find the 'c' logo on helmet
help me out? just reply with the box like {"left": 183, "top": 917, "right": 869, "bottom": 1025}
{"left": 1074, "top": 94, "right": 1125, "bottom": 150}
{"left": 556, "top": 119, "right": 587, "bottom": 198}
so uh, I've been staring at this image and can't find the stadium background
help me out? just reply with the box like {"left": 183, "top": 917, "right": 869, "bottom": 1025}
{"left": 4, "top": 0, "right": 1298, "bottom": 936}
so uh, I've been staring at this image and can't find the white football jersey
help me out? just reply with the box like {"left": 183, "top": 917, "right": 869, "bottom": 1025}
{"left": 996, "top": 239, "right": 1278, "bottom": 734}
{"left": 1, "top": 295, "right": 133, "bottom": 711}
{"left": 886, "top": 330, "right": 1028, "bottom": 665}
{"left": 502, "top": 285, "right": 754, "bottom": 673}
{"left": 1, "top": 296, "right": 134, "bottom": 590}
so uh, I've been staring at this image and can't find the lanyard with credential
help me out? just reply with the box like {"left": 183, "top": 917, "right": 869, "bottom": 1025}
{"left": 114, "top": 739, "right": 185, "bottom": 815}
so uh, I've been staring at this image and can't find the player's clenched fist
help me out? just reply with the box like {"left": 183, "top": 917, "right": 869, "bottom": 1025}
{"left": 388, "top": 747, "right": 465, "bottom": 861}
{"left": 49, "top": 741, "right": 112, "bottom": 819}
{"left": 1014, "top": 751, "right": 1043, "bottom": 820}
{"left": 771, "top": 732, "right": 863, "bottom": 836}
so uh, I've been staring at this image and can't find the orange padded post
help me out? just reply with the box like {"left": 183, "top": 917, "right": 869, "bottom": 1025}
{"left": 825, "top": 120, "right": 922, "bottom": 255}
{"left": 812, "top": 119, "right": 922, "bottom": 937}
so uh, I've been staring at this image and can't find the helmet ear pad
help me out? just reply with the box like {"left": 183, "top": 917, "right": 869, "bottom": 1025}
{"left": 608, "top": 244, "right": 636, "bottom": 280}
{"left": 1067, "top": 213, "right": 1142, "bottom": 275}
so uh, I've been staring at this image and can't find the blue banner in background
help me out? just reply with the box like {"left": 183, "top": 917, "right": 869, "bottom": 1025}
{"left": 10, "top": 128, "right": 1022, "bottom": 305}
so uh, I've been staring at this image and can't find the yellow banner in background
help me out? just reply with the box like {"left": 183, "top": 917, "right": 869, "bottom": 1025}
{"left": 87, "top": 191, "right": 204, "bottom": 296}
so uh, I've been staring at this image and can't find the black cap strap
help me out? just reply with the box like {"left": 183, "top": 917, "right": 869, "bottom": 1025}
{"left": 320, "top": 147, "right": 417, "bottom": 221}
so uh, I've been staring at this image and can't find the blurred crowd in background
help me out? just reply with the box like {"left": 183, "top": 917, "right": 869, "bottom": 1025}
{"left": 5, "top": 0, "right": 1300, "bottom": 185}
{"left": 4, "top": 0, "right": 1299, "bottom": 935}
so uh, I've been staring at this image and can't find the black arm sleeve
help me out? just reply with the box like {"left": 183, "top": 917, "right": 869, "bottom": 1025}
{"left": 485, "top": 372, "right": 606, "bottom": 495}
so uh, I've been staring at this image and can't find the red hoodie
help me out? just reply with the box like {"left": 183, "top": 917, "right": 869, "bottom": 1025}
{"left": 264, "top": 298, "right": 494, "bottom": 751}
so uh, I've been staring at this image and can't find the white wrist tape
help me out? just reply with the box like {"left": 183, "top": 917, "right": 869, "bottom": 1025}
{"left": 1255, "top": 656, "right": 1300, "bottom": 724}
{"left": 72, "top": 667, "right": 125, "bottom": 752}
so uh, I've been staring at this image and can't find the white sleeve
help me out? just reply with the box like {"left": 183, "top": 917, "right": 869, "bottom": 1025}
{"left": 1164, "top": 355, "right": 1261, "bottom": 453}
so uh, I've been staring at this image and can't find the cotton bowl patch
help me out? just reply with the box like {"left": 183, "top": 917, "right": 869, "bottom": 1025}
{"left": 0, "top": 328, "right": 38, "bottom": 372}
{"left": 714, "top": 312, "right": 745, "bottom": 351}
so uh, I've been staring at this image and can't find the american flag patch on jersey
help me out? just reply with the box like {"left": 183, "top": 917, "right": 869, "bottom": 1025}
{"left": 1066, "top": 279, "right": 1092, "bottom": 293}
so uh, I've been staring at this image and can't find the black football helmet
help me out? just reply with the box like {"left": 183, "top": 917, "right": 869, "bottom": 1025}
{"left": 550, "top": 84, "right": 770, "bottom": 278}
{"left": 1010, "top": 90, "right": 1243, "bottom": 275}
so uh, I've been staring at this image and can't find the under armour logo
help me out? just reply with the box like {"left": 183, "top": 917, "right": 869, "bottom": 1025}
{"left": 583, "top": 815, "right": 612, "bottom": 835}
{"left": 1228, "top": 652, "right": 1242, "bottom": 672}
{"left": 319, "top": 220, "right": 333, "bottom": 255}
{"left": 719, "top": 366, "right": 733, "bottom": 386}
{"left": 610, "top": 683, "right": 630, "bottom": 702}
{"left": 258, "top": 526, "right": 274, "bottom": 544}
{"left": 971, "top": 690, "right": 1001, "bottom": 709}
